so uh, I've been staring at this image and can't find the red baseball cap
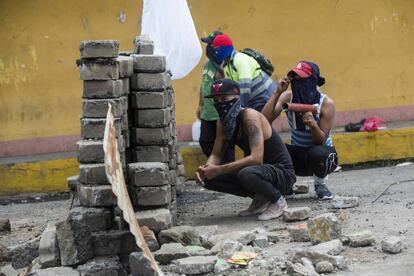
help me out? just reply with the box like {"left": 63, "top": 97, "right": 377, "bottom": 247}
{"left": 212, "top": 34, "right": 233, "bottom": 47}
{"left": 288, "top": 62, "right": 313, "bottom": 78}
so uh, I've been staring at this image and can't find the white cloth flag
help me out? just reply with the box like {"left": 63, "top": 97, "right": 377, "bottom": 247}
{"left": 141, "top": 0, "right": 202, "bottom": 80}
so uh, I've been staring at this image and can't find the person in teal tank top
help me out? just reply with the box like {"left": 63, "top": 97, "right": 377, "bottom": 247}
{"left": 262, "top": 61, "right": 338, "bottom": 200}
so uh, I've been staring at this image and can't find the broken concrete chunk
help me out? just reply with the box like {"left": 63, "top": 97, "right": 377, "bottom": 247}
{"left": 92, "top": 230, "right": 137, "bottom": 256}
{"left": 76, "top": 255, "right": 126, "bottom": 276}
{"left": 381, "top": 236, "right": 403, "bottom": 254}
{"left": 293, "top": 182, "right": 309, "bottom": 194}
{"left": 308, "top": 213, "right": 341, "bottom": 245}
{"left": 204, "top": 231, "right": 256, "bottom": 249}
{"left": 9, "top": 236, "right": 40, "bottom": 269}
{"left": 315, "top": 260, "right": 334, "bottom": 273}
{"left": 214, "top": 258, "right": 232, "bottom": 274}
{"left": 193, "top": 225, "right": 218, "bottom": 244}
{"left": 56, "top": 220, "right": 93, "bottom": 266}
{"left": 28, "top": 266, "right": 80, "bottom": 276}
{"left": 331, "top": 196, "right": 360, "bottom": 209}
{"left": 68, "top": 207, "right": 112, "bottom": 232}
{"left": 136, "top": 208, "right": 172, "bottom": 232}
{"left": 285, "top": 260, "right": 318, "bottom": 276}
{"left": 0, "top": 219, "right": 11, "bottom": 232}
{"left": 344, "top": 230, "right": 375, "bottom": 247}
{"left": 39, "top": 223, "right": 60, "bottom": 268}
{"left": 287, "top": 223, "right": 310, "bottom": 242}
{"left": 158, "top": 225, "right": 201, "bottom": 246}
{"left": 154, "top": 243, "right": 190, "bottom": 264}
{"left": 0, "top": 243, "right": 12, "bottom": 266}
{"left": 80, "top": 40, "right": 119, "bottom": 58}
{"left": 129, "top": 252, "right": 160, "bottom": 276}
{"left": 0, "top": 264, "right": 19, "bottom": 276}
{"left": 283, "top": 207, "right": 311, "bottom": 222}
{"left": 252, "top": 234, "right": 268, "bottom": 248}
{"left": 310, "top": 239, "right": 344, "bottom": 255}
{"left": 211, "top": 240, "right": 243, "bottom": 259}
{"left": 140, "top": 226, "right": 159, "bottom": 251}
{"left": 185, "top": 245, "right": 211, "bottom": 256}
{"left": 289, "top": 249, "right": 346, "bottom": 269}
{"left": 266, "top": 231, "right": 280, "bottom": 243}
{"left": 171, "top": 256, "right": 218, "bottom": 275}
{"left": 128, "top": 162, "right": 170, "bottom": 187}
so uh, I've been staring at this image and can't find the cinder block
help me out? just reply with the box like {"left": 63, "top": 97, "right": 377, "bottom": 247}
{"left": 167, "top": 89, "right": 174, "bottom": 106}
{"left": 133, "top": 36, "right": 154, "bottom": 54}
{"left": 120, "top": 77, "right": 130, "bottom": 96}
{"left": 130, "top": 91, "right": 169, "bottom": 109}
{"left": 171, "top": 186, "right": 177, "bottom": 203}
{"left": 128, "top": 162, "right": 170, "bottom": 187}
{"left": 79, "top": 59, "right": 119, "bottom": 80}
{"left": 136, "top": 208, "right": 172, "bottom": 232}
{"left": 56, "top": 220, "right": 93, "bottom": 266}
{"left": 117, "top": 56, "right": 133, "bottom": 78}
{"left": 132, "top": 146, "right": 169, "bottom": 163}
{"left": 131, "top": 73, "right": 171, "bottom": 91}
{"left": 169, "top": 157, "right": 177, "bottom": 170}
{"left": 77, "top": 140, "right": 104, "bottom": 163}
{"left": 131, "top": 127, "right": 171, "bottom": 146}
{"left": 169, "top": 170, "right": 177, "bottom": 186}
{"left": 133, "top": 108, "right": 171, "bottom": 127}
{"left": 177, "top": 164, "right": 186, "bottom": 176}
{"left": 78, "top": 185, "right": 116, "bottom": 207}
{"left": 121, "top": 114, "right": 129, "bottom": 130}
{"left": 66, "top": 175, "right": 79, "bottom": 193}
{"left": 81, "top": 118, "right": 122, "bottom": 139}
{"left": 92, "top": 230, "right": 138, "bottom": 256}
{"left": 123, "top": 130, "right": 130, "bottom": 149}
{"left": 132, "top": 54, "right": 166, "bottom": 73}
{"left": 68, "top": 207, "right": 112, "bottom": 232}
{"left": 79, "top": 163, "right": 109, "bottom": 184}
{"left": 80, "top": 40, "right": 119, "bottom": 58}
{"left": 83, "top": 80, "right": 123, "bottom": 99}
{"left": 134, "top": 185, "right": 171, "bottom": 206}
{"left": 82, "top": 98, "right": 125, "bottom": 118}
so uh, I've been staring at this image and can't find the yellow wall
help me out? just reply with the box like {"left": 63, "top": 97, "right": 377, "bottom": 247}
{"left": 1, "top": 0, "right": 414, "bottom": 142}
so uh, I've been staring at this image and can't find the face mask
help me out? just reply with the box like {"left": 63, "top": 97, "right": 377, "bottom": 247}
{"left": 214, "top": 46, "right": 234, "bottom": 63}
{"left": 214, "top": 98, "right": 241, "bottom": 139}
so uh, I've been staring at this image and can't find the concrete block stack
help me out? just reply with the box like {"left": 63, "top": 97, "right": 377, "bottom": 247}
{"left": 127, "top": 35, "right": 180, "bottom": 229}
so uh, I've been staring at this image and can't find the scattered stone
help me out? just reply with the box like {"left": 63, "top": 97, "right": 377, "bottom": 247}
{"left": 266, "top": 231, "right": 280, "bottom": 243}
{"left": 289, "top": 249, "right": 346, "bottom": 269}
{"left": 27, "top": 266, "right": 80, "bottom": 276}
{"left": 136, "top": 208, "right": 172, "bottom": 232}
{"left": 285, "top": 260, "right": 318, "bottom": 276}
{"left": 301, "top": 257, "right": 318, "bottom": 275}
{"left": 331, "top": 196, "right": 360, "bottom": 209}
{"left": 0, "top": 244, "right": 12, "bottom": 266}
{"left": 92, "top": 230, "right": 137, "bottom": 256}
{"left": 287, "top": 223, "right": 310, "bottom": 242}
{"left": 154, "top": 243, "right": 190, "bottom": 264}
{"left": 141, "top": 226, "right": 159, "bottom": 251}
{"left": 344, "top": 230, "right": 375, "bottom": 247}
{"left": 39, "top": 223, "right": 60, "bottom": 268}
{"left": 316, "top": 260, "right": 334, "bottom": 273}
{"left": 158, "top": 225, "right": 201, "bottom": 246}
{"left": 214, "top": 258, "right": 232, "bottom": 274}
{"left": 211, "top": 240, "right": 243, "bottom": 259}
{"left": 129, "top": 252, "right": 160, "bottom": 276}
{"left": 185, "top": 245, "right": 211, "bottom": 256}
{"left": 293, "top": 182, "right": 309, "bottom": 194}
{"left": 310, "top": 239, "right": 344, "bottom": 255}
{"left": 77, "top": 256, "right": 126, "bottom": 276}
{"left": 9, "top": 236, "right": 40, "bottom": 269}
{"left": 0, "top": 219, "right": 11, "bottom": 232}
{"left": 171, "top": 256, "right": 217, "bottom": 275}
{"left": 308, "top": 213, "right": 341, "bottom": 244}
{"left": 0, "top": 264, "right": 18, "bottom": 276}
{"left": 204, "top": 231, "right": 256, "bottom": 248}
{"left": 68, "top": 207, "right": 112, "bottom": 232}
{"left": 283, "top": 207, "right": 311, "bottom": 222}
{"left": 56, "top": 220, "right": 93, "bottom": 266}
{"left": 252, "top": 234, "right": 268, "bottom": 248}
{"left": 381, "top": 236, "right": 403, "bottom": 254}
{"left": 193, "top": 225, "right": 218, "bottom": 244}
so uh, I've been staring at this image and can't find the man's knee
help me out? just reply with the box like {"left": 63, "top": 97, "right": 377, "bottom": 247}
{"left": 237, "top": 166, "right": 259, "bottom": 185}
{"left": 308, "top": 146, "right": 337, "bottom": 176}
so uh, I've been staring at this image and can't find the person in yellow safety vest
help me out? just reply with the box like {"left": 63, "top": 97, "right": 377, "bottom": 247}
{"left": 210, "top": 34, "right": 277, "bottom": 112}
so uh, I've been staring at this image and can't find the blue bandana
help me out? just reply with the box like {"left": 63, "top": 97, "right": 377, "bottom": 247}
{"left": 215, "top": 46, "right": 234, "bottom": 63}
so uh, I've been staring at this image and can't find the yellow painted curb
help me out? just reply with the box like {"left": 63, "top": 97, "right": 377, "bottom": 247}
{"left": 0, "top": 158, "right": 78, "bottom": 195}
{"left": 180, "top": 128, "right": 414, "bottom": 179}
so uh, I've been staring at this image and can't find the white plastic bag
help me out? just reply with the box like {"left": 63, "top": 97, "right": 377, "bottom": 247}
{"left": 141, "top": 0, "right": 202, "bottom": 80}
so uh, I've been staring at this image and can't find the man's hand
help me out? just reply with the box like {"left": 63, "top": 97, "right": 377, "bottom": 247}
{"left": 196, "top": 106, "right": 202, "bottom": 119}
{"left": 276, "top": 76, "right": 291, "bottom": 94}
{"left": 196, "top": 165, "right": 206, "bottom": 186}
{"left": 302, "top": 111, "right": 319, "bottom": 129}
{"left": 199, "top": 164, "right": 222, "bottom": 180}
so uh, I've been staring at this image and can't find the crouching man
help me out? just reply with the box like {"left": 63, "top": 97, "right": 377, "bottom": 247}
{"left": 196, "top": 79, "right": 296, "bottom": 221}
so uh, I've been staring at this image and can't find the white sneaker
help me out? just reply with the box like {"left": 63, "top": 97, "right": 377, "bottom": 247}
{"left": 239, "top": 195, "right": 270, "bottom": 217}
{"left": 257, "top": 196, "right": 288, "bottom": 221}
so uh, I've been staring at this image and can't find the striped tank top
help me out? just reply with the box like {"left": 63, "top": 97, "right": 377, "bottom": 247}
{"left": 287, "top": 93, "right": 333, "bottom": 147}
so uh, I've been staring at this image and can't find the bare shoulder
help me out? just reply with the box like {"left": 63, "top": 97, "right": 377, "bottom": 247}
{"left": 321, "top": 95, "right": 335, "bottom": 118}
{"left": 322, "top": 95, "right": 335, "bottom": 107}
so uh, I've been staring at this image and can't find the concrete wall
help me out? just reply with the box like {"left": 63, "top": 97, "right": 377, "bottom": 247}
{"left": 1, "top": 0, "right": 414, "bottom": 157}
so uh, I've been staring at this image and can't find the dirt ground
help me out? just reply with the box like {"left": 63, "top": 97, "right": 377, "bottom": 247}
{"left": 1, "top": 163, "right": 413, "bottom": 275}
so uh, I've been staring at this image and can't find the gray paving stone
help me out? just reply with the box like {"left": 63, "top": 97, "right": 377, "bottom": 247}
{"left": 77, "top": 140, "right": 104, "bottom": 163}
{"left": 68, "top": 207, "right": 112, "bottom": 232}
{"left": 79, "top": 59, "right": 118, "bottom": 80}
{"left": 154, "top": 243, "right": 190, "bottom": 265}
{"left": 83, "top": 79, "right": 123, "bottom": 99}
{"left": 131, "top": 127, "right": 171, "bottom": 146}
{"left": 29, "top": 267, "right": 80, "bottom": 276}
{"left": 77, "top": 255, "right": 126, "bottom": 276}
{"left": 128, "top": 162, "right": 169, "bottom": 187}
{"left": 131, "top": 73, "right": 171, "bottom": 91}
{"left": 133, "top": 108, "right": 171, "bottom": 128}
{"left": 132, "top": 146, "right": 169, "bottom": 163}
{"left": 283, "top": 207, "right": 311, "bottom": 222}
{"left": 82, "top": 98, "right": 125, "bottom": 118}
{"left": 129, "top": 252, "right": 159, "bottom": 276}
{"left": 130, "top": 91, "right": 169, "bottom": 109}
{"left": 136, "top": 208, "right": 172, "bottom": 232}
{"left": 39, "top": 223, "right": 60, "bottom": 268}
{"left": 132, "top": 54, "right": 166, "bottom": 73}
{"left": 80, "top": 40, "right": 119, "bottom": 58}
{"left": 79, "top": 163, "right": 109, "bottom": 184}
{"left": 81, "top": 118, "right": 122, "bottom": 139}
{"left": 171, "top": 256, "right": 217, "bottom": 275}
{"left": 117, "top": 55, "right": 133, "bottom": 78}
{"left": 134, "top": 185, "right": 171, "bottom": 206}
{"left": 78, "top": 185, "right": 116, "bottom": 207}
{"left": 133, "top": 36, "right": 154, "bottom": 55}
{"left": 92, "top": 230, "right": 138, "bottom": 256}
